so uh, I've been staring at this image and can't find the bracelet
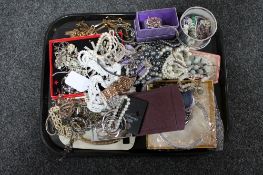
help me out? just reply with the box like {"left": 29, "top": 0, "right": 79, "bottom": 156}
{"left": 102, "top": 76, "right": 135, "bottom": 100}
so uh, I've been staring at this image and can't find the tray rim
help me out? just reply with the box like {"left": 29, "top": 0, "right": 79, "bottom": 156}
{"left": 40, "top": 13, "right": 230, "bottom": 156}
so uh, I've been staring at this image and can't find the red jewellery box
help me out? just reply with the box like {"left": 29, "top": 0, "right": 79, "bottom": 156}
{"left": 49, "top": 34, "right": 101, "bottom": 99}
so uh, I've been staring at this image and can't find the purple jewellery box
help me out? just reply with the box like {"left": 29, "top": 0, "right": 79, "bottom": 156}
{"left": 134, "top": 8, "right": 179, "bottom": 42}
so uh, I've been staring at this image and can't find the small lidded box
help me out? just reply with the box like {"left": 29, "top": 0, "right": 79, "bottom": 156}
{"left": 134, "top": 8, "right": 179, "bottom": 42}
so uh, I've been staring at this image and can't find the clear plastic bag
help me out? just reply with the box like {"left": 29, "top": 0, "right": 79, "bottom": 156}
{"left": 147, "top": 81, "right": 217, "bottom": 149}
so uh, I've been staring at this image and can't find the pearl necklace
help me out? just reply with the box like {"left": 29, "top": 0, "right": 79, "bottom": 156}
{"left": 162, "top": 54, "right": 189, "bottom": 80}
{"left": 93, "top": 30, "right": 129, "bottom": 65}
{"left": 162, "top": 46, "right": 192, "bottom": 80}
{"left": 77, "top": 41, "right": 124, "bottom": 113}
{"left": 84, "top": 75, "right": 108, "bottom": 113}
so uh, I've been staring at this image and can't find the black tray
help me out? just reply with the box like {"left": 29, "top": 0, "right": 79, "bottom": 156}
{"left": 40, "top": 13, "right": 230, "bottom": 156}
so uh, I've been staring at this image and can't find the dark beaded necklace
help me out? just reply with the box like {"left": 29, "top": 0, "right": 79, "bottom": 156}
{"left": 127, "top": 42, "right": 172, "bottom": 85}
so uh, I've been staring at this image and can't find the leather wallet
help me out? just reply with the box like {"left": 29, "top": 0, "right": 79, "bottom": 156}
{"left": 131, "top": 85, "right": 185, "bottom": 135}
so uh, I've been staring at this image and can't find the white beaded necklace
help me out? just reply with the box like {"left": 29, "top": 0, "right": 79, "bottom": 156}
{"left": 78, "top": 31, "right": 131, "bottom": 113}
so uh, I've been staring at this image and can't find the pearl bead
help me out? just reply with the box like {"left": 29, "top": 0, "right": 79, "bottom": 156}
{"left": 198, "top": 69, "right": 204, "bottom": 74}
{"left": 190, "top": 70, "right": 196, "bottom": 74}
{"left": 193, "top": 65, "right": 199, "bottom": 70}
{"left": 146, "top": 75, "right": 151, "bottom": 81}
{"left": 135, "top": 80, "right": 140, "bottom": 84}
{"left": 204, "top": 66, "right": 211, "bottom": 73}
{"left": 152, "top": 72, "right": 158, "bottom": 76}
{"left": 140, "top": 55, "right": 145, "bottom": 60}
{"left": 153, "top": 67, "right": 159, "bottom": 71}
{"left": 186, "top": 60, "right": 192, "bottom": 66}
{"left": 200, "top": 58, "right": 206, "bottom": 64}
{"left": 136, "top": 60, "right": 141, "bottom": 64}
{"left": 151, "top": 51, "right": 156, "bottom": 56}
{"left": 193, "top": 57, "right": 201, "bottom": 64}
